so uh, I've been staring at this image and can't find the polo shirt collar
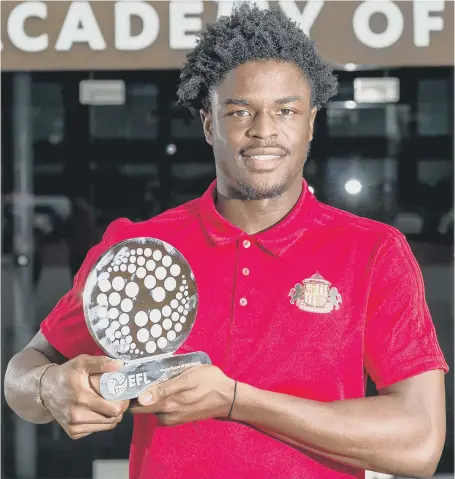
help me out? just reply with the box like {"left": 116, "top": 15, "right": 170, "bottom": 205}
{"left": 199, "top": 178, "right": 315, "bottom": 257}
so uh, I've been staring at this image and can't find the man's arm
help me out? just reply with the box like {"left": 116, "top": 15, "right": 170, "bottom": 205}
{"left": 4, "top": 331, "right": 129, "bottom": 438}
{"left": 132, "top": 366, "right": 446, "bottom": 479}
{"left": 232, "top": 369, "right": 445, "bottom": 479}
{"left": 4, "top": 331, "right": 67, "bottom": 424}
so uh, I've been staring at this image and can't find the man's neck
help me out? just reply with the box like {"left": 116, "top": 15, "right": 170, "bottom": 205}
{"left": 215, "top": 181, "right": 303, "bottom": 235}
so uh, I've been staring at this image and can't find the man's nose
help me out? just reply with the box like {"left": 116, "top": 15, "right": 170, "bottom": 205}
{"left": 246, "top": 112, "right": 279, "bottom": 140}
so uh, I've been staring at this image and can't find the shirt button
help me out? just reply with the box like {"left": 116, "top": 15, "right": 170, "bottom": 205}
{"left": 240, "top": 298, "right": 248, "bottom": 306}
{"left": 242, "top": 268, "right": 250, "bottom": 276}
{"left": 243, "top": 240, "right": 251, "bottom": 249}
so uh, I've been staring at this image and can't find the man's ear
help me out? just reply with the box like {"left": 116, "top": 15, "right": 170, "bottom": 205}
{"left": 200, "top": 109, "right": 213, "bottom": 146}
{"left": 308, "top": 106, "right": 318, "bottom": 142}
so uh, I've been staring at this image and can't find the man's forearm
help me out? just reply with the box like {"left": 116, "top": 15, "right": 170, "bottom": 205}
{"left": 232, "top": 383, "right": 436, "bottom": 478}
{"left": 4, "top": 348, "right": 56, "bottom": 424}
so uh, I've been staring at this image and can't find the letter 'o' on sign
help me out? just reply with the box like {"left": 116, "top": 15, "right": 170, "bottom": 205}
{"left": 353, "top": 0, "right": 404, "bottom": 49}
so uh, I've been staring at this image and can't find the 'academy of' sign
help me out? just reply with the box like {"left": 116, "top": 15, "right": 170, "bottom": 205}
{"left": 1, "top": 0, "right": 453, "bottom": 71}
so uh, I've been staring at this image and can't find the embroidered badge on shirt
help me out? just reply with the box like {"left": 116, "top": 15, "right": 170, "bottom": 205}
{"left": 288, "top": 272, "right": 342, "bottom": 313}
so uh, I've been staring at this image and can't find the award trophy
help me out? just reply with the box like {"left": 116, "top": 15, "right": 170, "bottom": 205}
{"left": 82, "top": 237, "right": 211, "bottom": 401}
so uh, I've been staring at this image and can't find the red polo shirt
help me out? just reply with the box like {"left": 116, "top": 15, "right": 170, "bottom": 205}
{"left": 41, "top": 179, "right": 448, "bottom": 479}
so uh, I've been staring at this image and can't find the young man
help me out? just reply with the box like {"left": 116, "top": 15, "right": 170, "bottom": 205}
{"left": 5, "top": 5, "right": 448, "bottom": 479}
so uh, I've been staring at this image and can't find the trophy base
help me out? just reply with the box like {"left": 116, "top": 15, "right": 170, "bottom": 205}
{"left": 99, "top": 351, "right": 211, "bottom": 401}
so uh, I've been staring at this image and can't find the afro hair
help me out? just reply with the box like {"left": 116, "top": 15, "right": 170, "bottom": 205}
{"left": 176, "top": 3, "right": 338, "bottom": 116}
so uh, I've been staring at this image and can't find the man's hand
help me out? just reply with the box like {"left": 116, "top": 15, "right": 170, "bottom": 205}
{"left": 130, "top": 365, "right": 235, "bottom": 426}
{"left": 40, "top": 354, "right": 130, "bottom": 439}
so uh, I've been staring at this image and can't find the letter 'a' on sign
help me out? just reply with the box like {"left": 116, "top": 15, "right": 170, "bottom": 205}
{"left": 354, "top": 78, "right": 399, "bottom": 103}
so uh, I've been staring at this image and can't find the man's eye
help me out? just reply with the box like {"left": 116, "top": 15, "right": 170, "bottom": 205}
{"left": 279, "top": 109, "right": 295, "bottom": 116}
{"left": 230, "top": 110, "right": 250, "bottom": 117}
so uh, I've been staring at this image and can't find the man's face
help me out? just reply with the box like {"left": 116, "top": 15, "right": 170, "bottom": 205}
{"left": 200, "top": 60, "right": 317, "bottom": 200}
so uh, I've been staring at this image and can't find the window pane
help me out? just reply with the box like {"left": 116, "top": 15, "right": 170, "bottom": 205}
{"left": 32, "top": 83, "right": 64, "bottom": 143}
{"left": 90, "top": 83, "right": 159, "bottom": 139}
{"left": 170, "top": 101, "right": 204, "bottom": 139}
{"left": 417, "top": 79, "right": 450, "bottom": 136}
{"left": 324, "top": 156, "right": 397, "bottom": 220}
{"left": 327, "top": 107, "right": 387, "bottom": 137}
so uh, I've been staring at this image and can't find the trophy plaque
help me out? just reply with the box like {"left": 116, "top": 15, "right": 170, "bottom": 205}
{"left": 82, "top": 237, "right": 211, "bottom": 401}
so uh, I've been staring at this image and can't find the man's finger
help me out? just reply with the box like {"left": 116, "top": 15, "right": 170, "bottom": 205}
{"left": 79, "top": 355, "right": 124, "bottom": 375}
{"left": 137, "top": 373, "right": 195, "bottom": 406}
{"left": 82, "top": 392, "right": 128, "bottom": 418}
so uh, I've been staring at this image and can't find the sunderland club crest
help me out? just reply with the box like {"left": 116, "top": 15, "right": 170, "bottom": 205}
{"left": 288, "top": 272, "right": 342, "bottom": 313}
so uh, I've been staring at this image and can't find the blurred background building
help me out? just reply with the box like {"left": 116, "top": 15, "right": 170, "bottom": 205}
{"left": 1, "top": 1, "right": 453, "bottom": 478}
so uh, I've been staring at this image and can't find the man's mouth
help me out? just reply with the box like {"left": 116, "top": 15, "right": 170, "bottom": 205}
{"left": 241, "top": 148, "right": 287, "bottom": 161}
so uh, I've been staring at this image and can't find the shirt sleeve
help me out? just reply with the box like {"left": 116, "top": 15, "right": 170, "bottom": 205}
{"left": 364, "top": 230, "right": 449, "bottom": 390}
{"left": 40, "top": 218, "right": 131, "bottom": 360}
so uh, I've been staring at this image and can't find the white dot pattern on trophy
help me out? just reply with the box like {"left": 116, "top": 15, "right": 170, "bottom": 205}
{"left": 130, "top": 342, "right": 136, "bottom": 349}
{"left": 182, "top": 298, "right": 187, "bottom": 304}
{"left": 114, "top": 340, "right": 119, "bottom": 345}
{"left": 162, "top": 306, "right": 171, "bottom": 317}
{"left": 163, "top": 318, "right": 172, "bottom": 330}
{"left": 183, "top": 310, "right": 189, "bottom": 316}
{"left": 131, "top": 250, "right": 135, "bottom": 255}
{"left": 120, "top": 264, "right": 127, "bottom": 272}
{"left": 144, "top": 248, "right": 152, "bottom": 257}
{"left": 183, "top": 280, "right": 187, "bottom": 285}
{"left": 135, "top": 311, "right": 148, "bottom": 327}
{"left": 128, "top": 264, "right": 136, "bottom": 274}
{"left": 184, "top": 291, "right": 189, "bottom": 297}
{"left": 177, "top": 306, "right": 183, "bottom": 313}
{"left": 135, "top": 349, "right": 140, "bottom": 354}
{"left": 170, "top": 299, "right": 178, "bottom": 309}
{"left": 171, "top": 312, "right": 179, "bottom": 321}
{"left": 146, "top": 341, "right": 156, "bottom": 353}
{"left": 167, "top": 330, "right": 177, "bottom": 341}
{"left": 126, "top": 335, "right": 132, "bottom": 343}
{"left": 98, "top": 279, "right": 111, "bottom": 293}
{"left": 137, "top": 256, "right": 145, "bottom": 266}
{"left": 136, "top": 267, "right": 146, "bottom": 279}
{"left": 179, "top": 286, "right": 185, "bottom": 292}
{"left": 150, "top": 309, "right": 161, "bottom": 323}
{"left": 111, "top": 321, "right": 120, "bottom": 331}
{"left": 176, "top": 293, "right": 182, "bottom": 300}
{"left": 175, "top": 323, "right": 182, "bottom": 332}
{"left": 146, "top": 260, "right": 156, "bottom": 271}
{"left": 155, "top": 266, "right": 166, "bottom": 280}
{"left": 109, "top": 292, "right": 121, "bottom": 306}
{"left": 119, "top": 313, "right": 129, "bottom": 325}
{"left": 170, "top": 264, "right": 181, "bottom": 277}
{"left": 137, "top": 248, "right": 143, "bottom": 255}
{"left": 157, "top": 337, "right": 167, "bottom": 349}
{"left": 180, "top": 316, "right": 187, "bottom": 324}
{"left": 137, "top": 328, "right": 149, "bottom": 343}
{"left": 113, "top": 266, "right": 119, "bottom": 272}
{"left": 115, "top": 331, "right": 121, "bottom": 338}
{"left": 152, "top": 287, "right": 166, "bottom": 302}
{"left": 164, "top": 277, "right": 176, "bottom": 292}
{"left": 151, "top": 324, "right": 162, "bottom": 338}
{"left": 130, "top": 255, "right": 136, "bottom": 263}
{"left": 122, "top": 257, "right": 128, "bottom": 263}
{"left": 109, "top": 308, "right": 119, "bottom": 319}
{"left": 144, "top": 275, "right": 156, "bottom": 289}
{"left": 98, "top": 317, "right": 109, "bottom": 329}
{"left": 125, "top": 251, "right": 130, "bottom": 257}
{"left": 121, "top": 298, "right": 133, "bottom": 312}
{"left": 120, "top": 338, "right": 125, "bottom": 344}
{"left": 125, "top": 282, "right": 139, "bottom": 298}
{"left": 108, "top": 268, "right": 112, "bottom": 273}
{"left": 112, "top": 277, "right": 125, "bottom": 291}
{"left": 97, "top": 293, "right": 107, "bottom": 306}
{"left": 153, "top": 250, "right": 162, "bottom": 261}
{"left": 162, "top": 255, "right": 172, "bottom": 267}
{"left": 121, "top": 325, "right": 130, "bottom": 335}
